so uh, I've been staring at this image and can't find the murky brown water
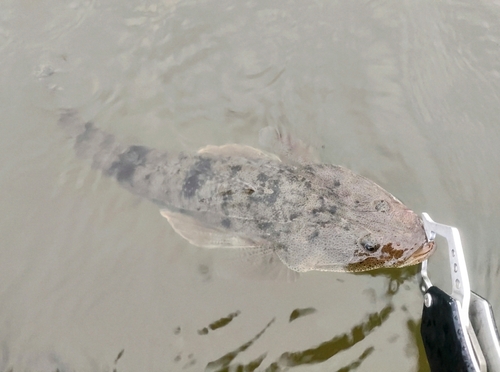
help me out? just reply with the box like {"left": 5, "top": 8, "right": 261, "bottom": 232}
{"left": 1, "top": 0, "right": 500, "bottom": 371}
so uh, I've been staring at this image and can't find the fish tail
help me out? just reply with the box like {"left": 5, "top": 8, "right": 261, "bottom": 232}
{"left": 58, "top": 109, "right": 124, "bottom": 173}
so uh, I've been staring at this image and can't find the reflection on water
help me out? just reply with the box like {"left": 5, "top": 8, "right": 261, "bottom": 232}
{"left": 273, "top": 306, "right": 392, "bottom": 370}
{"left": 197, "top": 311, "right": 241, "bottom": 335}
{"left": 114, "top": 349, "right": 125, "bottom": 365}
{"left": 289, "top": 308, "right": 317, "bottom": 323}
{"left": 1, "top": 0, "right": 500, "bottom": 371}
{"left": 335, "top": 347, "right": 374, "bottom": 372}
{"left": 406, "top": 318, "right": 431, "bottom": 372}
{"left": 202, "top": 304, "right": 391, "bottom": 371}
{"left": 205, "top": 318, "right": 274, "bottom": 371}
{"left": 182, "top": 268, "right": 418, "bottom": 370}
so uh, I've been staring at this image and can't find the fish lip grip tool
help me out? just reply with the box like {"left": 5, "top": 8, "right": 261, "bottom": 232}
{"left": 419, "top": 213, "right": 500, "bottom": 372}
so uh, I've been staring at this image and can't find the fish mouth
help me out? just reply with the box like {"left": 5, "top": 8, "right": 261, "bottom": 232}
{"left": 403, "top": 240, "right": 436, "bottom": 267}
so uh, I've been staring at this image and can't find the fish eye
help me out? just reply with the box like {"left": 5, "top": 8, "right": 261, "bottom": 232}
{"left": 359, "top": 235, "right": 380, "bottom": 252}
{"left": 363, "top": 242, "right": 376, "bottom": 251}
{"left": 374, "top": 200, "right": 391, "bottom": 213}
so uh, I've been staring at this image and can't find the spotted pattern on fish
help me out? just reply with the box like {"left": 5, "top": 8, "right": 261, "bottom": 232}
{"left": 59, "top": 109, "right": 435, "bottom": 273}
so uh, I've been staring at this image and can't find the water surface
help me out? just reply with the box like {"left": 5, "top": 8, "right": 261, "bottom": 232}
{"left": 1, "top": 0, "right": 500, "bottom": 371}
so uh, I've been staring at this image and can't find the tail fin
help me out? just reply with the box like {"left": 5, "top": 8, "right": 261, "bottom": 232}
{"left": 58, "top": 109, "right": 124, "bottom": 172}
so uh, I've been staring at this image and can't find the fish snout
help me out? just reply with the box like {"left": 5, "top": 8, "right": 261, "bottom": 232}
{"left": 404, "top": 240, "right": 435, "bottom": 266}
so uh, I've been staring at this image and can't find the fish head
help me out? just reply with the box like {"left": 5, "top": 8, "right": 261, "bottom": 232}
{"left": 303, "top": 165, "right": 435, "bottom": 272}
{"left": 343, "top": 209, "right": 435, "bottom": 272}
{"left": 336, "top": 173, "right": 435, "bottom": 272}
{"left": 276, "top": 181, "right": 435, "bottom": 273}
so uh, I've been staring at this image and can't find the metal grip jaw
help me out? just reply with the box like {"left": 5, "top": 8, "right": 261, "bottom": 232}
{"left": 420, "top": 213, "right": 500, "bottom": 372}
{"left": 420, "top": 213, "right": 471, "bottom": 315}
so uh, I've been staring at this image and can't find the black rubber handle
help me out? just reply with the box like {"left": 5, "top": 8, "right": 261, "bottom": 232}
{"left": 420, "top": 286, "right": 476, "bottom": 372}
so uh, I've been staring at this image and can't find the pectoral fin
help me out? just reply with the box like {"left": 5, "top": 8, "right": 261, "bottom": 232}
{"left": 160, "top": 209, "right": 299, "bottom": 281}
{"left": 160, "top": 209, "right": 258, "bottom": 248}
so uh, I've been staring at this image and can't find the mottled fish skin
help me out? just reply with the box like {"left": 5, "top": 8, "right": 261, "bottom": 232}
{"left": 59, "top": 109, "right": 435, "bottom": 273}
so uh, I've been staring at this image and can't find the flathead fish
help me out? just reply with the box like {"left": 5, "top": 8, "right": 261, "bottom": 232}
{"left": 59, "top": 109, "right": 434, "bottom": 272}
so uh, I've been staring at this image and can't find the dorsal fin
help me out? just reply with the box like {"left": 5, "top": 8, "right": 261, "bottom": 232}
{"left": 197, "top": 144, "right": 281, "bottom": 162}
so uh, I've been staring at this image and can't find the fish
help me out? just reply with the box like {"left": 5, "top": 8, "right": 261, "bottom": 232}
{"left": 58, "top": 109, "right": 435, "bottom": 273}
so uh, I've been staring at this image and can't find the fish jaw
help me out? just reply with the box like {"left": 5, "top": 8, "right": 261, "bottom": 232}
{"left": 344, "top": 239, "right": 435, "bottom": 272}
{"left": 398, "top": 240, "right": 435, "bottom": 267}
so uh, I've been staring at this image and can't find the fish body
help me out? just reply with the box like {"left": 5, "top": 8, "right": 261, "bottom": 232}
{"left": 59, "top": 110, "right": 434, "bottom": 272}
